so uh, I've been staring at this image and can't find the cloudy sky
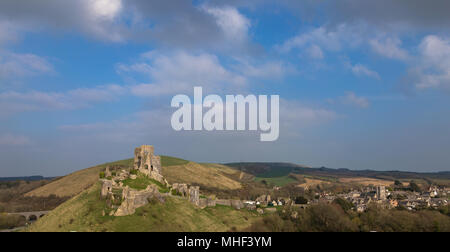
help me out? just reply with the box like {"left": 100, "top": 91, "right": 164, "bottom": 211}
{"left": 1, "top": 0, "right": 450, "bottom": 176}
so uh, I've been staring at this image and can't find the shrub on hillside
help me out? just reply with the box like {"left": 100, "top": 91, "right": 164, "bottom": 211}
{"left": 333, "top": 198, "right": 355, "bottom": 212}
{"left": 300, "top": 204, "right": 359, "bottom": 232}
{"left": 294, "top": 196, "right": 308, "bottom": 205}
{"left": 171, "top": 189, "right": 182, "bottom": 196}
{"left": 0, "top": 214, "right": 26, "bottom": 230}
{"left": 359, "top": 206, "right": 450, "bottom": 232}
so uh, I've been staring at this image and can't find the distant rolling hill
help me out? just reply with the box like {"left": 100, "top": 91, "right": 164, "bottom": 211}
{"left": 226, "top": 162, "right": 450, "bottom": 186}
{"left": 226, "top": 162, "right": 309, "bottom": 177}
{"left": 0, "top": 176, "right": 56, "bottom": 182}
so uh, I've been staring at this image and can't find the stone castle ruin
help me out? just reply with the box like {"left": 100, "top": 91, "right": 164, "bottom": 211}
{"left": 100, "top": 145, "right": 268, "bottom": 217}
{"left": 100, "top": 145, "right": 209, "bottom": 217}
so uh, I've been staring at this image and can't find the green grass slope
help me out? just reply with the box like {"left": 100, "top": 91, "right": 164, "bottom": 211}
{"left": 162, "top": 162, "right": 242, "bottom": 190}
{"left": 25, "top": 159, "right": 133, "bottom": 198}
{"left": 26, "top": 183, "right": 260, "bottom": 232}
{"left": 254, "top": 176, "right": 298, "bottom": 187}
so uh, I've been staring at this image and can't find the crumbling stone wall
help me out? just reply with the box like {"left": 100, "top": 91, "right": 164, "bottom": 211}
{"left": 215, "top": 199, "right": 244, "bottom": 209}
{"left": 231, "top": 200, "right": 244, "bottom": 210}
{"left": 199, "top": 197, "right": 217, "bottom": 208}
{"left": 172, "top": 183, "right": 189, "bottom": 197}
{"left": 115, "top": 185, "right": 165, "bottom": 216}
{"left": 216, "top": 199, "right": 231, "bottom": 206}
{"left": 101, "top": 180, "right": 114, "bottom": 199}
{"left": 105, "top": 166, "right": 112, "bottom": 178}
{"left": 189, "top": 186, "right": 200, "bottom": 206}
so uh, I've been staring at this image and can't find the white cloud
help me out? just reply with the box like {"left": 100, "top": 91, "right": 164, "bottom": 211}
{"left": 339, "top": 92, "right": 370, "bottom": 108}
{"left": 0, "top": 1, "right": 256, "bottom": 50}
{"left": 232, "top": 59, "right": 293, "bottom": 79}
{"left": 83, "top": 0, "right": 125, "bottom": 42}
{"left": 348, "top": 63, "right": 380, "bottom": 79}
{"left": 411, "top": 35, "right": 450, "bottom": 90}
{"left": 88, "top": 0, "right": 122, "bottom": 20}
{"left": 306, "top": 44, "right": 324, "bottom": 59}
{"left": 2, "top": 46, "right": 293, "bottom": 116}
{"left": 119, "top": 50, "right": 296, "bottom": 96}
{"left": 370, "top": 37, "right": 410, "bottom": 61}
{"left": 277, "top": 24, "right": 367, "bottom": 54}
{"left": 0, "top": 0, "right": 125, "bottom": 42}
{"left": 278, "top": 26, "right": 340, "bottom": 53}
{"left": 0, "top": 134, "right": 32, "bottom": 146}
{"left": 0, "top": 51, "right": 54, "bottom": 81}
{"left": 129, "top": 83, "right": 186, "bottom": 97}
{"left": 118, "top": 51, "right": 247, "bottom": 96}
{"left": 0, "top": 84, "right": 125, "bottom": 116}
{"left": 203, "top": 6, "right": 251, "bottom": 44}
{"left": 281, "top": 100, "right": 338, "bottom": 135}
{"left": 58, "top": 107, "right": 172, "bottom": 143}
{"left": 0, "top": 21, "right": 20, "bottom": 46}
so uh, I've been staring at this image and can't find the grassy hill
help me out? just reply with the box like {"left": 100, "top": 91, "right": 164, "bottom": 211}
{"left": 162, "top": 162, "right": 242, "bottom": 190}
{"left": 26, "top": 156, "right": 243, "bottom": 198}
{"left": 25, "top": 159, "right": 132, "bottom": 198}
{"left": 22, "top": 156, "right": 262, "bottom": 232}
{"left": 254, "top": 176, "right": 298, "bottom": 187}
{"left": 26, "top": 183, "right": 260, "bottom": 232}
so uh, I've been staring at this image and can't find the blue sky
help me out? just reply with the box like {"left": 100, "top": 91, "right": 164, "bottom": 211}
{"left": 1, "top": 0, "right": 450, "bottom": 176}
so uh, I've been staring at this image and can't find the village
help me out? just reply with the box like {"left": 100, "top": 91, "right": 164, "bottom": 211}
{"left": 311, "top": 185, "right": 449, "bottom": 212}
{"left": 228, "top": 184, "right": 449, "bottom": 215}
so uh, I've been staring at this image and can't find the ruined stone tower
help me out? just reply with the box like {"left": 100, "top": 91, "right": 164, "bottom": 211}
{"left": 376, "top": 186, "right": 386, "bottom": 201}
{"left": 134, "top": 145, "right": 164, "bottom": 183}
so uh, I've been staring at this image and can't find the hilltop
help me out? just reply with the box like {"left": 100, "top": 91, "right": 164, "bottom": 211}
{"left": 22, "top": 154, "right": 265, "bottom": 232}
{"left": 26, "top": 156, "right": 243, "bottom": 198}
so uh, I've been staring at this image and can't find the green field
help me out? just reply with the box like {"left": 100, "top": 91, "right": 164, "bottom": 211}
{"left": 258, "top": 167, "right": 295, "bottom": 177}
{"left": 122, "top": 173, "right": 169, "bottom": 193}
{"left": 254, "top": 175, "right": 298, "bottom": 187}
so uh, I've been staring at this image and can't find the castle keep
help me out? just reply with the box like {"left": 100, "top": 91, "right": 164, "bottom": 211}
{"left": 134, "top": 145, "right": 164, "bottom": 184}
